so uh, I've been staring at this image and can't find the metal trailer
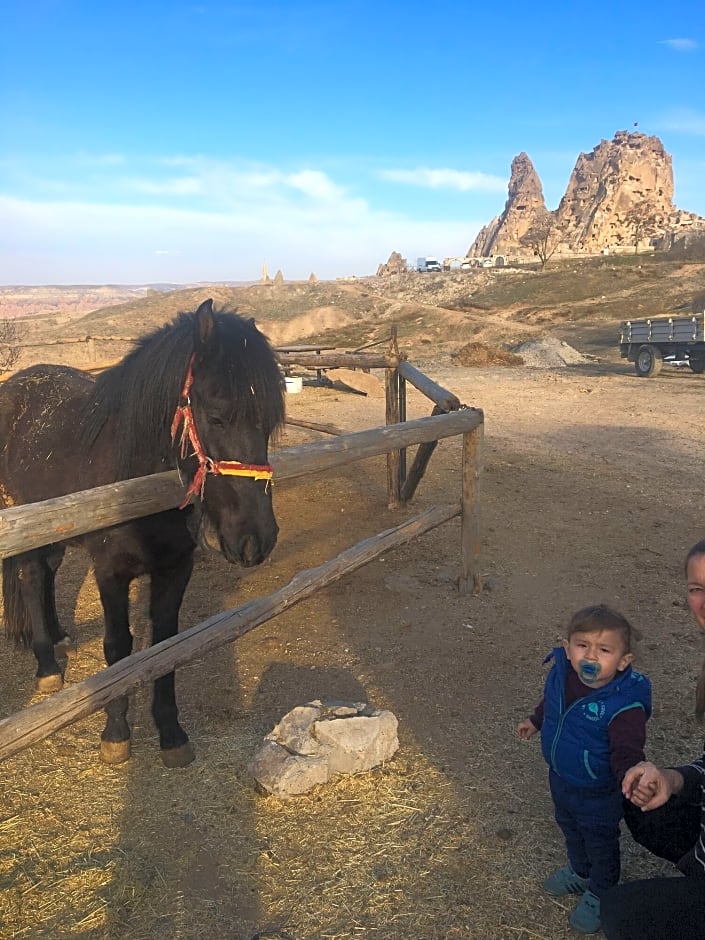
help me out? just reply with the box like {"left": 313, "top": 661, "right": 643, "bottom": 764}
{"left": 619, "top": 312, "right": 705, "bottom": 377}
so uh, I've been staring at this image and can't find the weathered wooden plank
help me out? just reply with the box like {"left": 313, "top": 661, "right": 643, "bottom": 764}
{"left": 276, "top": 352, "right": 392, "bottom": 370}
{"left": 385, "top": 365, "right": 402, "bottom": 508}
{"left": 400, "top": 406, "right": 442, "bottom": 503}
{"left": 0, "top": 409, "right": 483, "bottom": 558}
{"left": 278, "top": 409, "right": 483, "bottom": 480}
{"left": 398, "top": 360, "right": 461, "bottom": 412}
{"left": 285, "top": 418, "right": 343, "bottom": 436}
{"left": 0, "top": 503, "right": 460, "bottom": 763}
{"left": 0, "top": 476, "right": 186, "bottom": 558}
{"left": 458, "top": 425, "right": 484, "bottom": 595}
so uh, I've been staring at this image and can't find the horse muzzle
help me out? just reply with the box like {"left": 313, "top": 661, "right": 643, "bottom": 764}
{"left": 199, "top": 515, "right": 278, "bottom": 567}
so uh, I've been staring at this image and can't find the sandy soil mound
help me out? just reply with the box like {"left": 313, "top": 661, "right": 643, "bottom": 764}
{"left": 511, "top": 336, "right": 589, "bottom": 367}
{"left": 452, "top": 342, "right": 524, "bottom": 367}
{"left": 262, "top": 306, "right": 358, "bottom": 346}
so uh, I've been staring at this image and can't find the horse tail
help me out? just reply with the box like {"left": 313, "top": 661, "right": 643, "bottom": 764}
{"left": 2, "top": 556, "right": 33, "bottom": 647}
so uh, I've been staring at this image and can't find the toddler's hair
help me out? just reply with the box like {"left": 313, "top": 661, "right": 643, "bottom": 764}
{"left": 685, "top": 540, "right": 705, "bottom": 720}
{"left": 566, "top": 604, "right": 635, "bottom": 653}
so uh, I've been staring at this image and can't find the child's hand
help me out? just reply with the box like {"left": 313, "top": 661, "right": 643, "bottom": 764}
{"left": 622, "top": 762, "right": 674, "bottom": 811}
{"left": 516, "top": 718, "right": 538, "bottom": 740}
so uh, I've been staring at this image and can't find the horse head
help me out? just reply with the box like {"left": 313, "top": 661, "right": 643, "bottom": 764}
{"left": 177, "top": 300, "right": 285, "bottom": 567}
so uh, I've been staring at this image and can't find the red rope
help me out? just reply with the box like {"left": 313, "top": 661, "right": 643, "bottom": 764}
{"left": 170, "top": 355, "right": 274, "bottom": 508}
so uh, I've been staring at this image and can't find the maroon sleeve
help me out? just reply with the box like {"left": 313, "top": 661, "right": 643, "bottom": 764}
{"left": 529, "top": 696, "right": 545, "bottom": 730}
{"left": 608, "top": 707, "right": 647, "bottom": 781}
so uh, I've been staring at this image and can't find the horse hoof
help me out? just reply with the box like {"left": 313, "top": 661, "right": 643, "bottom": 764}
{"left": 36, "top": 673, "right": 64, "bottom": 693}
{"left": 100, "top": 740, "right": 132, "bottom": 764}
{"left": 161, "top": 742, "right": 196, "bottom": 768}
{"left": 55, "top": 634, "right": 78, "bottom": 658}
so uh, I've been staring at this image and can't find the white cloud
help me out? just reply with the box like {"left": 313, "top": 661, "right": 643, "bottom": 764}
{"left": 378, "top": 167, "right": 507, "bottom": 192}
{"left": 285, "top": 169, "right": 345, "bottom": 201}
{"left": 0, "top": 153, "right": 496, "bottom": 283}
{"left": 0, "top": 194, "right": 483, "bottom": 284}
{"left": 126, "top": 176, "right": 205, "bottom": 196}
{"left": 658, "top": 38, "right": 698, "bottom": 51}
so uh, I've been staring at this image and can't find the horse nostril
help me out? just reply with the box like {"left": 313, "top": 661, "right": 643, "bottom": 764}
{"left": 240, "top": 535, "right": 260, "bottom": 567}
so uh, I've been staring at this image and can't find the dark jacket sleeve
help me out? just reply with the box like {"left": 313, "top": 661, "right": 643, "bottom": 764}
{"left": 608, "top": 706, "right": 647, "bottom": 781}
{"left": 529, "top": 697, "right": 545, "bottom": 730}
{"left": 673, "top": 755, "right": 705, "bottom": 804}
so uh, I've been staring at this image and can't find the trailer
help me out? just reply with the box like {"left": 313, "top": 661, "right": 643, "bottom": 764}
{"left": 619, "top": 312, "right": 705, "bottom": 377}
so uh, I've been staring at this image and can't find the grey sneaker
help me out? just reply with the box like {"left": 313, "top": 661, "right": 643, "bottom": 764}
{"left": 542, "top": 865, "right": 590, "bottom": 897}
{"left": 569, "top": 890, "right": 601, "bottom": 934}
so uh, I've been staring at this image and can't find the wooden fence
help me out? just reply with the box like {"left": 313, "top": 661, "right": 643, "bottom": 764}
{"left": 0, "top": 350, "right": 483, "bottom": 762}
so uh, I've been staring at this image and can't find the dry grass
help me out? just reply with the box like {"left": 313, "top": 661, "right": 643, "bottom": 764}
{"left": 0, "top": 688, "right": 566, "bottom": 940}
{"left": 0, "top": 556, "right": 581, "bottom": 940}
{"left": 451, "top": 343, "right": 524, "bottom": 368}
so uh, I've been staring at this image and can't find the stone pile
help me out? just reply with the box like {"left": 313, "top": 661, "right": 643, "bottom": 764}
{"left": 248, "top": 700, "right": 399, "bottom": 798}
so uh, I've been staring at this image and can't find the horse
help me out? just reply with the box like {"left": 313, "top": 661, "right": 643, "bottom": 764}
{"left": 0, "top": 299, "right": 285, "bottom": 766}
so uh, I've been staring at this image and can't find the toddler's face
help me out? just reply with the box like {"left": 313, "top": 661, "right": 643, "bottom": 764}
{"left": 562, "top": 628, "right": 633, "bottom": 688}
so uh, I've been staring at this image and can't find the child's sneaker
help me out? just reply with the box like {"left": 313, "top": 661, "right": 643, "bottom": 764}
{"left": 569, "top": 890, "right": 601, "bottom": 934}
{"left": 542, "top": 865, "right": 590, "bottom": 896}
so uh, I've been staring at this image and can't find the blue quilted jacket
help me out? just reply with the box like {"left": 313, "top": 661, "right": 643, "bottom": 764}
{"left": 540, "top": 646, "right": 652, "bottom": 788}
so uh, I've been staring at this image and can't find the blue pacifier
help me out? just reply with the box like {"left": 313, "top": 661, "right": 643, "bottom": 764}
{"left": 579, "top": 661, "right": 601, "bottom": 683}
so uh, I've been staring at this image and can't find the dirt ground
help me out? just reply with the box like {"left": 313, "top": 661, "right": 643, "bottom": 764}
{"left": 3, "top": 349, "right": 705, "bottom": 939}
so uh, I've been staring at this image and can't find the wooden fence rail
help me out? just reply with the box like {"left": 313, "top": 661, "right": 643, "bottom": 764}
{"left": 0, "top": 505, "right": 458, "bottom": 763}
{"left": 0, "top": 409, "right": 483, "bottom": 559}
{"left": 0, "top": 399, "right": 484, "bottom": 761}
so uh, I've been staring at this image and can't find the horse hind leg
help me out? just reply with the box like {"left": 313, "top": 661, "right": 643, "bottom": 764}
{"left": 43, "top": 546, "right": 73, "bottom": 648}
{"left": 3, "top": 552, "right": 65, "bottom": 692}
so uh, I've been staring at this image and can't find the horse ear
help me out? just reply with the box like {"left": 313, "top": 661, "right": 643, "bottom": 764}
{"left": 195, "top": 299, "right": 215, "bottom": 348}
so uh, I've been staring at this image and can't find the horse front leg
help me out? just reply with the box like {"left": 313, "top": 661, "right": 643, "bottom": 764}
{"left": 94, "top": 570, "right": 134, "bottom": 765}
{"left": 150, "top": 554, "right": 195, "bottom": 768}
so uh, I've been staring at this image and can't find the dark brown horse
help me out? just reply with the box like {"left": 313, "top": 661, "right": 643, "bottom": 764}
{"left": 0, "top": 299, "right": 285, "bottom": 766}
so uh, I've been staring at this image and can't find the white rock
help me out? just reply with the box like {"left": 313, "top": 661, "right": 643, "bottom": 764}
{"left": 248, "top": 700, "right": 399, "bottom": 798}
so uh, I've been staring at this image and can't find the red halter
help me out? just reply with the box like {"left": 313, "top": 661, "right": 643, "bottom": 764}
{"left": 170, "top": 354, "right": 274, "bottom": 508}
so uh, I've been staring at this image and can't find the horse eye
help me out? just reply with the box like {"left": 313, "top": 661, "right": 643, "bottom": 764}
{"left": 208, "top": 414, "right": 225, "bottom": 428}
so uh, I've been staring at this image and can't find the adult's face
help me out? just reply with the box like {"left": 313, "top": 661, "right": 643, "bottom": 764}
{"left": 686, "top": 552, "right": 705, "bottom": 630}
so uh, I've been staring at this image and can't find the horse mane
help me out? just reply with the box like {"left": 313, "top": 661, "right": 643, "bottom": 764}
{"left": 83, "top": 308, "right": 285, "bottom": 478}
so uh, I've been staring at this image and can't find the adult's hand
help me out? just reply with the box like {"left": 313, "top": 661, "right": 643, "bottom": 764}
{"left": 622, "top": 761, "right": 682, "bottom": 811}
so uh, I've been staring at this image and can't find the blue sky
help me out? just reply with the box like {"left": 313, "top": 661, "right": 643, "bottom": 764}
{"left": 1, "top": 1, "right": 703, "bottom": 285}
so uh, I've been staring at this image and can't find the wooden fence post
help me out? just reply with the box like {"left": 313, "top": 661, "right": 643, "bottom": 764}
{"left": 385, "top": 326, "right": 403, "bottom": 508}
{"left": 458, "top": 422, "right": 484, "bottom": 595}
{"left": 399, "top": 368, "right": 407, "bottom": 484}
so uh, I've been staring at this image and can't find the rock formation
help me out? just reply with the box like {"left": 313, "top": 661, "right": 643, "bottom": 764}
{"left": 468, "top": 152, "right": 547, "bottom": 258}
{"left": 468, "top": 131, "right": 705, "bottom": 259}
{"left": 376, "top": 251, "right": 408, "bottom": 276}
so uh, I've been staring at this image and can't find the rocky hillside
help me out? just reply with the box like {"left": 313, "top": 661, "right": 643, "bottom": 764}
{"left": 469, "top": 130, "right": 705, "bottom": 260}
{"left": 3, "top": 252, "right": 705, "bottom": 375}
